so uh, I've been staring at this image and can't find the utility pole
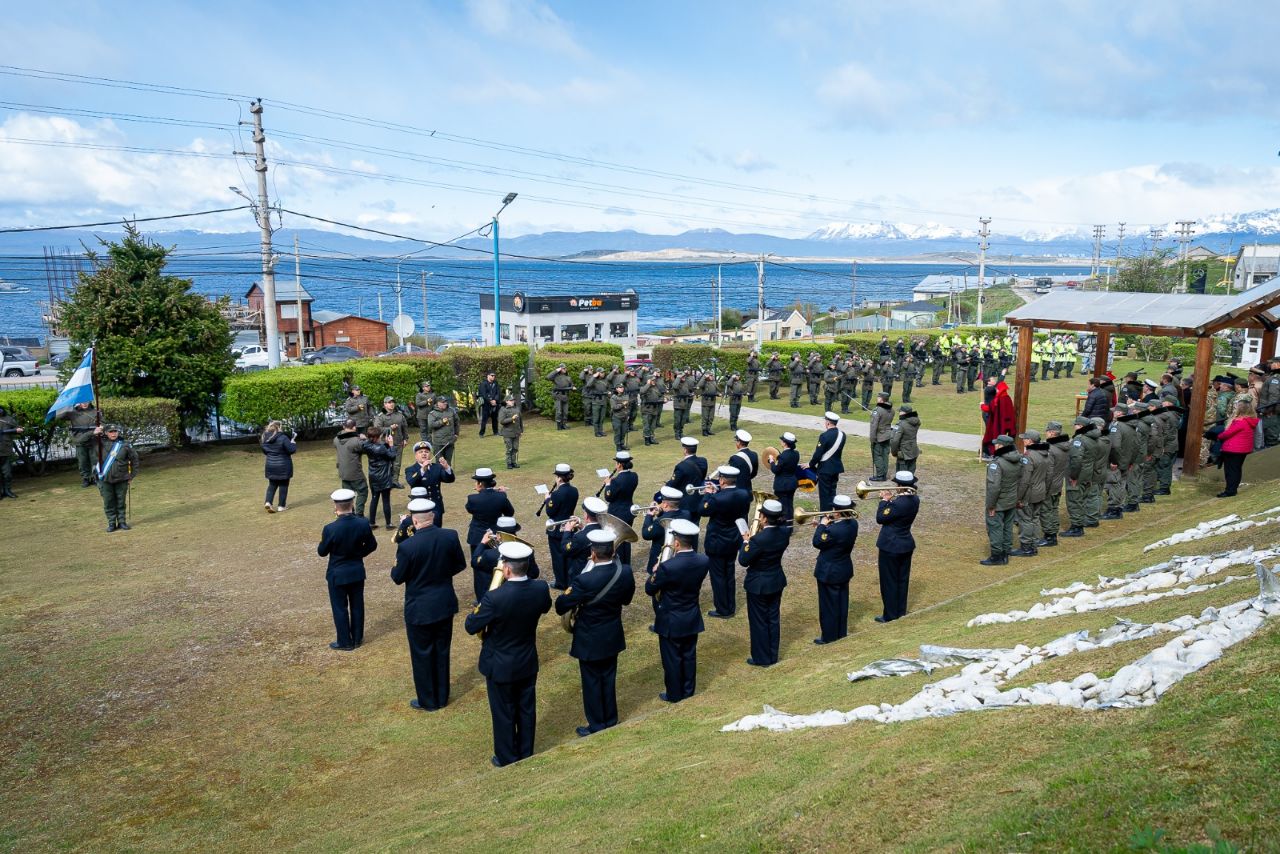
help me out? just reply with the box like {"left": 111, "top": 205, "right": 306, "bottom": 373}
{"left": 1149, "top": 225, "right": 1164, "bottom": 255}
{"left": 1091, "top": 225, "right": 1105, "bottom": 281}
{"left": 491, "top": 193, "right": 518, "bottom": 347}
{"left": 421, "top": 271, "right": 429, "bottom": 349}
{"left": 247, "top": 100, "right": 279, "bottom": 368}
{"left": 1175, "top": 220, "right": 1196, "bottom": 292}
{"left": 715, "top": 265, "right": 723, "bottom": 347}
{"left": 850, "top": 261, "right": 858, "bottom": 332}
{"left": 293, "top": 234, "right": 304, "bottom": 358}
{"left": 1110, "top": 222, "right": 1125, "bottom": 291}
{"left": 395, "top": 262, "right": 405, "bottom": 349}
{"left": 377, "top": 292, "right": 383, "bottom": 322}
{"left": 976, "top": 217, "right": 991, "bottom": 325}
{"left": 756, "top": 254, "right": 765, "bottom": 347}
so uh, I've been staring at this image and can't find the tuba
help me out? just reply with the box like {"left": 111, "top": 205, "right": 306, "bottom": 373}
{"left": 560, "top": 513, "right": 639, "bottom": 633}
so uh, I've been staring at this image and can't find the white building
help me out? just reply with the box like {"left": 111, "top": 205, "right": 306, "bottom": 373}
{"left": 911, "top": 273, "right": 997, "bottom": 302}
{"left": 737, "top": 308, "right": 811, "bottom": 342}
{"left": 479, "top": 291, "right": 638, "bottom": 347}
{"left": 888, "top": 300, "right": 944, "bottom": 327}
{"left": 1233, "top": 244, "right": 1280, "bottom": 292}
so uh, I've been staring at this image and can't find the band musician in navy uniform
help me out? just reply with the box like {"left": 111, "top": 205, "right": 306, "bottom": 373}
{"left": 811, "top": 493, "right": 857, "bottom": 644}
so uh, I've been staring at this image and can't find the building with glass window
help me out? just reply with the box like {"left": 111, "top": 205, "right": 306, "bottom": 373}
{"left": 479, "top": 291, "right": 639, "bottom": 347}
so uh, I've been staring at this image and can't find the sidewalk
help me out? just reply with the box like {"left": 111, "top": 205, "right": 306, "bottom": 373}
{"left": 672, "top": 401, "right": 977, "bottom": 452}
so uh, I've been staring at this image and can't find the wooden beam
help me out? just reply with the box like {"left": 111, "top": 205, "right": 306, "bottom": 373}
{"left": 1182, "top": 335, "right": 1214, "bottom": 477}
{"left": 1013, "top": 325, "right": 1032, "bottom": 438}
{"left": 1093, "top": 330, "right": 1110, "bottom": 378}
{"left": 1262, "top": 328, "right": 1278, "bottom": 364}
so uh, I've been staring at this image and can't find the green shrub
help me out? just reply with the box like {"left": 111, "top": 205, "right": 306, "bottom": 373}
{"left": 438, "top": 346, "right": 526, "bottom": 411}
{"left": 541, "top": 342, "right": 625, "bottom": 359}
{"left": 102, "top": 397, "right": 182, "bottom": 448}
{"left": 0, "top": 388, "right": 59, "bottom": 474}
{"left": 1169, "top": 342, "right": 1197, "bottom": 362}
{"left": 223, "top": 365, "right": 347, "bottom": 436}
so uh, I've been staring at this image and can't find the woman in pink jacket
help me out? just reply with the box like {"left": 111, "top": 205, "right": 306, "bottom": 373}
{"left": 1217, "top": 397, "right": 1259, "bottom": 498}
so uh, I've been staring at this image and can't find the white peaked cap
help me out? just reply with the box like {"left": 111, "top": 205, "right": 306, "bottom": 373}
{"left": 670, "top": 519, "right": 699, "bottom": 536}
{"left": 409, "top": 487, "right": 428, "bottom": 498}
{"left": 498, "top": 541, "right": 533, "bottom": 561}
{"left": 833, "top": 494, "right": 853, "bottom": 507}
{"left": 473, "top": 467, "right": 495, "bottom": 479}
{"left": 407, "top": 498, "right": 436, "bottom": 513}
{"left": 587, "top": 529, "right": 614, "bottom": 544}
{"left": 735, "top": 429, "right": 752, "bottom": 442}
{"left": 583, "top": 496, "right": 608, "bottom": 514}
{"left": 331, "top": 488, "right": 356, "bottom": 501}
{"left": 496, "top": 516, "right": 519, "bottom": 529}
{"left": 894, "top": 471, "right": 917, "bottom": 484}
{"left": 660, "top": 486, "right": 683, "bottom": 500}
{"left": 781, "top": 432, "right": 797, "bottom": 443}
{"left": 761, "top": 499, "right": 783, "bottom": 515}
{"left": 824, "top": 411, "right": 840, "bottom": 422}
{"left": 554, "top": 463, "right": 572, "bottom": 474}
{"left": 717, "top": 465, "right": 740, "bottom": 478}
{"left": 681, "top": 436, "right": 699, "bottom": 447}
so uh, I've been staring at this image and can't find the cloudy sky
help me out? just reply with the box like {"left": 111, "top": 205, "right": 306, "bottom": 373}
{"left": 1, "top": 0, "right": 1278, "bottom": 240}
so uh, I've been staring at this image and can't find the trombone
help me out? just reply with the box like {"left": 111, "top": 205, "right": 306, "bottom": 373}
{"left": 854, "top": 480, "right": 917, "bottom": 498}
{"left": 793, "top": 507, "right": 859, "bottom": 525}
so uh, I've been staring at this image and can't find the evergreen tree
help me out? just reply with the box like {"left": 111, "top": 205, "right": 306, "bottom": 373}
{"left": 60, "top": 226, "right": 234, "bottom": 424}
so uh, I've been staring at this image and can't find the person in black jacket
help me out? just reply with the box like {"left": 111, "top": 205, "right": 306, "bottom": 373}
{"left": 666, "top": 436, "right": 709, "bottom": 521}
{"left": 478, "top": 371, "right": 501, "bottom": 437}
{"left": 317, "top": 488, "right": 378, "bottom": 650}
{"left": 770, "top": 432, "right": 800, "bottom": 523}
{"left": 260, "top": 420, "right": 296, "bottom": 513}
{"left": 603, "top": 451, "right": 638, "bottom": 568}
{"left": 392, "top": 498, "right": 467, "bottom": 711}
{"left": 727, "top": 429, "right": 759, "bottom": 495}
{"left": 809, "top": 412, "right": 846, "bottom": 511}
{"left": 471, "top": 516, "right": 541, "bottom": 604}
{"left": 464, "top": 542, "right": 552, "bottom": 767}
{"left": 874, "top": 471, "right": 919, "bottom": 623}
{"left": 363, "top": 426, "right": 398, "bottom": 530}
{"left": 562, "top": 496, "right": 607, "bottom": 583}
{"left": 404, "top": 441, "right": 454, "bottom": 527}
{"left": 738, "top": 499, "right": 791, "bottom": 666}
{"left": 555, "top": 529, "right": 636, "bottom": 736}
{"left": 394, "top": 487, "right": 430, "bottom": 543}
{"left": 811, "top": 494, "right": 857, "bottom": 644}
{"left": 544, "top": 463, "right": 579, "bottom": 590}
{"left": 701, "top": 465, "right": 752, "bottom": 619}
{"left": 1081, "top": 377, "right": 1111, "bottom": 423}
{"left": 642, "top": 486, "right": 690, "bottom": 574}
{"left": 464, "top": 467, "right": 515, "bottom": 558}
{"left": 645, "top": 518, "right": 709, "bottom": 702}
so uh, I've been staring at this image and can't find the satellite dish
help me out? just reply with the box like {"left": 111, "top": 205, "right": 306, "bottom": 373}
{"left": 392, "top": 314, "right": 415, "bottom": 337}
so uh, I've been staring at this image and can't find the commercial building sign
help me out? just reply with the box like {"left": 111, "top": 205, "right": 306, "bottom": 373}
{"left": 492, "top": 292, "right": 638, "bottom": 314}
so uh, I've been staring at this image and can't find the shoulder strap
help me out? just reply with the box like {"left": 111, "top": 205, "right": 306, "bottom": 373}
{"left": 587, "top": 559, "right": 625, "bottom": 605}
{"left": 820, "top": 429, "right": 845, "bottom": 462}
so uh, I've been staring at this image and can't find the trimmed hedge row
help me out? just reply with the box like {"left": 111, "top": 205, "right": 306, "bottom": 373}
{"left": 542, "top": 342, "right": 625, "bottom": 359}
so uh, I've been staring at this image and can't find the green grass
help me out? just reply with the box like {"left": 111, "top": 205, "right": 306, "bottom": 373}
{"left": 0, "top": 413, "right": 1276, "bottom": 851}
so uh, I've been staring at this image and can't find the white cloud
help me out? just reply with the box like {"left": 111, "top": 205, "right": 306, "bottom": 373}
{"left": 465, "top": 0, "right": 587, "bottom": 58}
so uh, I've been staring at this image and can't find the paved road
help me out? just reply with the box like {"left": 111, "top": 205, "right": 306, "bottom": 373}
{"left": 0, "top": 366, "right": 58, "bottom": 389}
{"left": 669, "top": 400, "right": 977, "bottom": 452}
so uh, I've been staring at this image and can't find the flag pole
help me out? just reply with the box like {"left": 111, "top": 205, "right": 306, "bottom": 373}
{"left": 91, "top": 345, "right": 102, "bottom": 476}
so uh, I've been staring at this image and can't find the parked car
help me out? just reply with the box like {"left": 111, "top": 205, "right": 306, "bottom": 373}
{"left": 376, "top": 344, "right": 428, "bottom": 358}
{"left": 49, "top": 352, "right": 70, "bottom": 369}
{"left": 624, "top": 358, "right": 653, "bottom": 369}
{"left": 0, "top": 346, "right": 39, "bottom": 377}
{"left": 303, "top": 345, "right": 362, "bottom": 365}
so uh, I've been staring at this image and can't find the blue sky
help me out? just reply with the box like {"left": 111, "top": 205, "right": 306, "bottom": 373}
{"left": 1, "top": 0, "right": 1278, "bottom": 240}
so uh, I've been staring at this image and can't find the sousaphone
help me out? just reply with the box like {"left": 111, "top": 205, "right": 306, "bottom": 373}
{"left": 560, "top": 513, "right": 639, "bottom": 633}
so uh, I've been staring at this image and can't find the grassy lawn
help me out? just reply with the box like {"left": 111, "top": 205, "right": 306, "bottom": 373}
{"left": 0, "top": 412, "right": 1275, "bottom": 851}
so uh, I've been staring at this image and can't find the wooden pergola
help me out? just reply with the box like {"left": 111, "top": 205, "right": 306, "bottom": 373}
{"left": 1004, "top": 280, "right": 1280, "bottom": 476}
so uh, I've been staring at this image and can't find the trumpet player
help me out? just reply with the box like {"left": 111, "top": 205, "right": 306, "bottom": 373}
{"left": 563, "top": 496, "right": 608, "bottom": 583}
{"left": 394, "top": 487, "right": 430, "bottom": 543}
{"left": 770, "top": 432, "right": 800, "bottom": 524}
{"left": 642, "top": 486, "right": 690, "bottom": 575}
{"left": 545, "top": 463, "right": 578, "bottom": 590}
{"left": 646, "top": 518, "right": 709, "bottom": 702}
{"left": 739, "top": 499, "right": 790, "bottom": 666}
{"left": 465, "top": 468, "right": 515, "bottom": 559}
{"left": 875, "top": 471, "right": 919, "bottom": 623}
{"left": 603, "top": 451, "right": 638, "bottom": 569}
{"left": 473, "top": 517, "right": 540, "bottom": 604}
{"left": 702, "top": 465, "right": 750, "bottom": 619}
{"left": 392, "top": 498, "right": 467, "bottom": 712}
{"left": 555, "top": 528, "right": 636, "bottom": 737}
{"left": 811, "top": 495, "right": 857, "bottom": 645}
{"left": 667, "top": 436, "right": 709, "bottom": 521}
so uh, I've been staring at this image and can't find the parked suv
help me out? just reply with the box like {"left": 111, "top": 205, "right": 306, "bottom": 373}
{"left": 0, "top": 346, "right": 39, "bottom": 377}
{"left": 303, "top": 345, "right": 362, "bottom": 365}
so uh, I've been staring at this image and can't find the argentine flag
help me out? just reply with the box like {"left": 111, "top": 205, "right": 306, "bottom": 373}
{"left": 45, "top": 348, "right": 96, "bottom": 421}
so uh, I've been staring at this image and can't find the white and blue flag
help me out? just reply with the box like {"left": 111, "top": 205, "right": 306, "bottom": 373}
{"left": 45, "top": 348, "right": 96, "bottom": 422}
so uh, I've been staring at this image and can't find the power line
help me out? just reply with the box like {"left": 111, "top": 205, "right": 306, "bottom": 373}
{"left": 0, "top": 206, "right": 251, "bottom": 233}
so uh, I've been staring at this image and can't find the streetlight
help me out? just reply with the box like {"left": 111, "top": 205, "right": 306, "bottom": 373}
{"left": 491, "top": 192, "right": 518, "bottom": 346}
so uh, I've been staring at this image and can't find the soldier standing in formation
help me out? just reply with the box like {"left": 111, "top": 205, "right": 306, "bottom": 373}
{"left": 890, "top": 404, "right": 920, "bottom": 474}
{"left": 640, "top": 375, "right": 664, "bottom": 445}
{"left": 546, "top": 364, "right": 574, "bottom": 430}
{"left": 860, "top": 358, "right": 877, "bottom": 410}
{"left": 822, "top": 361, "right": 841, "bottom": 413}
{"left": 646, "top": 518, "right": 709, "bottom": 702}
{"left": 414, "top": 381, "right": 436, "bottom": 442}
{"left": 497, "top": 393, "right": 523, "bottom": 469}
{"left": 724, "top": 372, "right": 745, "bottom": 432}
{"left": 806, "top": 352, "right": 823, "bottom": 405}
{"left": 609, "top": 381, "right": 632, "bottom": 452}
{"left": 95, "top": 424, "right": 139, "bottom": 531}
{"left": 868, "top": 392, "right": 893, "bottom": 482}
{"left": 930, "top": 339, "right": 945, "bottom": 385}
{"left": 671, "top": 370, "right": 693, "bottom": 439}
{"left": 1061, "top": 416, "right": 1101, "bottom": 538}
{"left": 427, "top": 398, "right": 458, "bottom": 468}
{"left": 1103, "top": 405, "right": 1136, "bottom": 520}
{"left": 880, "top": 357, "right": 896, "bottom": 399}
{"left": 478, "top": 371, "right": 501, "bottom": 437}
{"left": 1260, "top": 358, "right": 1280, "bottom": 446}
{"left": 1010, "top": 430, "right": 1048, "bottom": 558}
{"left": 745, "top": 350, "right": 761, "bottom": 402}
{"left": 60, "top": 400, "right": 100, "bottom": 487}
{"left": 841, "top": 357, "right": 859, "bottom": 414}
{"left": 811, "top": 493, "right": 856, "bottom": 645}
{"left": 980, "top": 434, "right": 1019, "bottom": 566}
{"left": 900, "top": 356, "right": 917, "bottom": 404}
{"left": 695, "top": 370, "right": 719, "bottom": 436}
{"left": 788, "top": 354, "right": 805, "bottom": 407}
{"left": 766, "top": 353, "right": 783, "bottom": 399}
{"left": 344, "top": 384, "right": 372, "bottom": 431}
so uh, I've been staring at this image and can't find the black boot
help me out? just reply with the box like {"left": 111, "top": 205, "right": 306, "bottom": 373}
{"left": 1156, "top": 487, "right": 1171, "bottom": 496}
{"left": 1124, "top": 503, "right": 1139, "bottom": 512}
{"left": 1060, "top": 526, "right": 1085, "bottom": 538}
{"left": 649, "top": 437, "right": 659, "bottom": 445}
{"left": 1140, "top": 495, "right": 1155, "bottom": 504}
{"left": 979, "top": 551, "right": 1008, "bottom": 566}
{"left": 1101, "top": 508, "right": 1123, "bottom": 520}
{"left": 1009, "top": 546, "right": 1038, "bottom": 557}
{"left": 2, "top": 489, "right": 16, "bottom": 499}
{"left": 1035, "top": 535, "right": 1058, "bottom": 547}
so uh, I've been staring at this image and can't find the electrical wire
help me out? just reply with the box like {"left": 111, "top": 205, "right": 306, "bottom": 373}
{"left": 0, "top": 206, "right": 251, "bottom": 233}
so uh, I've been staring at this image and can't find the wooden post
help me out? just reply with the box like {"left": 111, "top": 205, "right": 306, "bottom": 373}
{"left": 1013, "top": 325, "right": 1032, "bottom": 437}
{"left": 1261, "top": 328, "right": 1277, "bottom": 365}
{"left": 1183, "top": 335, "right": 1214, "bottom": 477}
{"left": 1093, "top": 330, "right": 1110, "bottom": 378}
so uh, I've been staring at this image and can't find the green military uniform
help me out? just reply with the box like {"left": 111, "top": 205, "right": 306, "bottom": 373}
{"left": 96, "top": 427, "right": 140, "bottom": 531}
{"left": 1089, "top": 417, "right": 1109, "bottom": 523}
{"left": 966, "top": 347, "right": 980, "bottom": 391}
{"left": 1156, "top": 401, "right": 1180, "bottom": 493}
{"left": 900, "top": 358, "right": 917, "bottom": 404}
{"left": 1040, "top": 422, "right": 1070, "bottom": 543}
{"left": 624, "top": 371, "right": 641, "bottom": 431}
{"left": 981, "top": 435, "right": 1020, "bottom": 565}
{"left": 953, "top": 346, "right": 968, "bottom": 394}
{"left": 788, "top": 356, "right": 805, "bottom": 407}
{"left": 765, "top": 354, "right": 783, "bottom": 399}
{"left": 546, "top": 366, "right": 575, "bottom": 429}
{"left": 0, "top": 406, "right": 22, "bottom": 499}
{"left": 414, "top": 384, "right": 436, "bottom": 442}
{"left": 609, "top": 386, "right": 631, "bottom": 451}
{"left": 868, "top": 397, "right": 893, "bottom": 480}
{"left": 652, "top": 372, "right": 667, "bottom": 427}
{"left": 724, "top": 375, "right": 745, "bottom": 431}
{"left": 1103, "top": 408, "right": 1136, "bottom": 518}
{"left": 426, "top": 404, "right": 457, "bottom": 468}
{"left": 1062, "top": 417, "right": 1100, "bottom": 536}
{"left": 344, "top": 391, "right": 372, "bottom": 431}
{"left": 822, "top": 364, "right": 841, "bottom": 412}
{"left": 889, "top": 405, "right": 920, "bottom": 474}
{"left": 745, "top": 352, "right": 761, "bottom": 402}
{"left": 374, "top": 400, "right": 410, "bottom": 485}
{"left": 879, "top": 358, "right": 896, "bottom": 398}
{"left": 806, "top": 354, "right": 823, "bottom": 404}
{"left": 840, "top": 360, "right": 858, "bottom": 413}
{"left": 1011, "top": 431, "right": 1049, "bottom": 556}
{"left": 589, "top": 371, "right": 609, "bottom": 437}
{"left": 580, "top": 366, "right": 595, "bottom": 425}
{"left": 672, "top": 373, "right": 693, "bottom": 438}
{"left": 860, "top": 359, "right": 877, "bottom": 409}
{"left": 62, "top": 404, "right": 101, "bottom": 486}
{"left": 498, "top": 400, "right": 523, "bottom": 468}
{"left": 640, "top": 379, "right": 664, "bottom": 445}
{"left": 1127, "top": 405, "right": 1148, "bottom": 510}
{"left": 930, "top": 341, "right": 945, "bottom": 385}
{"left": 1260, "top": 366, "right": 1280, "bottom": 447}
{"left": 1141, "top": 404, "right": 1162, "bottom": 502}
{"left": 695, "top": 374, "right": 718, "bottom": 436}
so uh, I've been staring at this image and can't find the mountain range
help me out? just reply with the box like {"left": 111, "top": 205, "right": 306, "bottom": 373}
{"left": 5, "top": 208, "right": 1280, "bottom": 261}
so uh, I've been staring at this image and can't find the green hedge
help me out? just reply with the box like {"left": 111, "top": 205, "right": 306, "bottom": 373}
{"left": 222, "top": 364, "right": 347, "bottom": 436}
{"left": 541, "top": 342, "right": 624, "bottom": 359}
{"left": 530, "top": 353, "right": 598, "bottom": 421}
{"left": 102, "top": 397, "right": 182, "bottom": 448}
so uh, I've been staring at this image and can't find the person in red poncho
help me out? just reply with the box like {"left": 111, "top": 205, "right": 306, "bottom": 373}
{"left": 981, "top": 379, "right": 1017, "bottom": 458}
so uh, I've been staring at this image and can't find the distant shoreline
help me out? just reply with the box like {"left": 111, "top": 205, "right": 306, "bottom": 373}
{"left": 564, "top": 248, "right": 1093, "bottom": 265}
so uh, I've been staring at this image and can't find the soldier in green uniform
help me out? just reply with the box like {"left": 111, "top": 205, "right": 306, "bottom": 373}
{"left": 652, "top": 369, "right": 668, "bottom": 428}
{"left": 414, "top": 381, "right": 436, "bottom": 442}
{"left": 1038, "top": 420, "right": 1069, "bottom": 547}
{"left": 426, "top": 398, "right": 458, "bottom": 468}
{"left": 672, "top": 370, "right": 693, "bottom": 439}
{"left": 981, "top": 345, "right": 998, "bottom": 386}
{"left": 822, "top": 361, "right": 841, "bottom": 413}
{"left": 1103, "top": 405, "right": 1136, "bottom": 519}
{"left": 374, "top": 396, "right": 411, "bottom": 487}
{"left": 344, "top": 385, "right": 372, "bottom": 431}
{"left": 640, "top": 375, "right": 664, "bottom": 445}
{"left": 966, "top": 345, "right": 980, "bottom": 391}
{"left": 879, "top": 357, "right": 896, "bottom": 399}
{"left": 806, "top": 352, "right": 823, "bottom": 405}
{"left": 546, "top": 363, "right": 574, "bottom": 430}
{"left": 765, "top": 353, "right": 783, "bottom": 399}
{"left": 60, "top": 400, "right": 101, "bottom": 487}
{"left": 609, "top": 382, "right": 631, "bottom": 452}
{"left": 953, "top": 345, "right": 968, "bottom": 394}
{"left": 1156, "top": 398, "right": 1180, "bottom": 494}
{"left": 980, "top": 435, "right": 1020, "bottom": 565}
{"left": 788, "top": 354, "right": 805, "bottom": 408}
{"left": 1088, "top": 416, "right": 1109, "bottom": 525}
{"left": 94, "top": 424, "right": 140, "bottom": 532}
{"left": 1140, "top": 399, "right": 1163, "bottom": 503}
{"left": 498, "top": 393, "right": 523, "bottom": 469}
{"left": 695, "top": 370, "right": 719, "bottom": 436}
{"left": 624, "top": 368, "right": 641, "bottom": 432}
{"left": 724, "top": 372, "right": 745, "bottom": 432}
{"left": 1125, "top": 402, "right": 1148, "bottom": 512}
{"left": 1010, "top": 429, "right": 1049, "bottom": 557}
{"left": 589, "top": 369, "right": 609, "bottom": 437}
{"left": 1061, "top": 416, "right": 1101, "bottom": 537}
{"left": 889, "top": 404, "right": 920, "bottom": 474}
{"left": 900, "top": 356, "right": 917, "bottom": 404}
{"left": 745, "top": 351, "right": 761, "bottom": 402}
{"left": 860, "top": 358, "right": 877, "bottom": 409}
{"left": 930, "top": 339, "right": 945, "bottom": 385}
{"left": 0, "top": 404, "right": 24, "bottom": 499}
{"left": 1260, "top": 359, "right": 1280, "bottom": 447}
{"left": 580, "top": 364, "right": 595, "bottom": 426}
{"left": 868, "top": 392, "right": 893, "bottom": 481}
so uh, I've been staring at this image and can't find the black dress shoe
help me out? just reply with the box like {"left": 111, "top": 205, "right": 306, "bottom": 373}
{"left": 1140, "top": 496, "right": 1156, "bottom": 504}
{"left": 874, "top": 615, "right": 889, "bottom": 623}
{"left": 1156, "top": 488, "right": 1172, "bottom": 495}
{"left": 1216, "top": 491, "right": 1236, "bottom": 498}
{"left": 490, "top": 756, "right": 502, "bottom": 767}
{"left": 1124, "top": 504, "right": 1139, "bottom": 513}
{"left": 813, "top": 638, "right": 829, "bottom": 645}
{"left": 1008, "top": 547, "right": 1037, "bottom": 557}
{"left": 1100, "top": 510, "right": 1123, "bottom": 520}
{"left": 575, "top": 726, "right": 592, "bottom": 738}
{"left": 659, "top": 692, "right": 674, "bottom": 703}
{"left": 329, "top": 642, "right": 355, "bottom": 651}
{"left": 648, "top": 624, "right": 657, "bottom": 633}
{"left": 106, "top": 522, "right": 117, "bottom": 532}
{"left": 1060, "top": 527, "right": 1084, "bottom": 537}
{"left": 409, "top": 699, "right": 439, "bottom": 712}
{"left": 1084, "top": 522, "right": 1100, "bottom": 528}
{"left": 117, "top": 522, "right": 131, "bottom": 531}
{"left": 707, "top": 610, "right": 732, "bottom": 618}
{"left": 1035, "top": 537, "right": 1057, "bottom": 548}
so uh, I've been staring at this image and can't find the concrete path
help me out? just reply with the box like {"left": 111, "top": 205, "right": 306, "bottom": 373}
{"left": 671, "top": 401, "right": 978, "bottom": 452}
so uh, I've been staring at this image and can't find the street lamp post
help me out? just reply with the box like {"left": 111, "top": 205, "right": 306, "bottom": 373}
{"left": 492, "top": 192, "right": 518, "bottom": 346}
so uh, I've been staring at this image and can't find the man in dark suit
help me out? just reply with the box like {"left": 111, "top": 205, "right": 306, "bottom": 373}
{"left": 316, "top": 488, "right": 378, "bottom": 651}
{"left": 478, "top": 370, "right": 501, "bottom": 436}
{"left": 645, "top": 518, "right": 709, "bottom": 702}
{"left": 404, "top": 441, "right": 455, "bottom": 526}
{"left": 465, "top": 468, "right": 515, "bottom": 558}
{"left": 875, "top": 471, "right": 920, "bottom": 622}
{"left": 728, "top": 429, "right": 759, "bottom": 495}
{"left": 465, "top": 542, "right": 552, "bottom": 767}
{"left": 641, "top": 486, "right": 689, "bottom": 574}
{"left": 391, "top": 498, "right": 467, "bottom": 711}
{"left": 667, "top": 436, "right": 708, "bottom": 521}
{"left": 811, "top": 494, "right": 857, "bottom": 644}
{"left": 555, "top": 529, "right": 636, "bottom": 736}
{"left": 471, "top": 516, "right": 540, "bottom": 603}
{"left": 701, "top": 465, "right": 751, "bottom": 619}
{"left": 770, "top": 432, "right": 800, "bottom": 524}
{"left": 809, "top": 412, "right": 846, "bottom": 512}
{"left": 738, "top": 499, "right": 791, "bottom": 666}
{"left": 563, "top": 496, "right": 607, "bottom": 583}
{"left": 603, "top": 451, "right": 639, "bottom": 568}
{"left": 544, "top": 463, "right": 579, "bottom": 590}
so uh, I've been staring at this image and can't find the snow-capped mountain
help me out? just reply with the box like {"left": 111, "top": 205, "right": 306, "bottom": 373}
{"left": 806, "top": 221, "right": 975, "bottom": 241}
{"left": 1189, "top": 209, "right": 1280, "bottom": 237}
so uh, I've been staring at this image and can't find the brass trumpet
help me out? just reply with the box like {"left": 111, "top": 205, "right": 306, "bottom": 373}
{"left": 546, "top": 515, "right": 584, "bottom": 530}
{"left": 685, "top": 480, "right": 718, "bottom": 495}
{"left": 630, "top": 501, "right": 662, "bottom": 515}
{"left": 854, "top": 480, "right": 917, "bottom": 498}
{"left": 793, "top": 507, "right": 859, "bottom": 524}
